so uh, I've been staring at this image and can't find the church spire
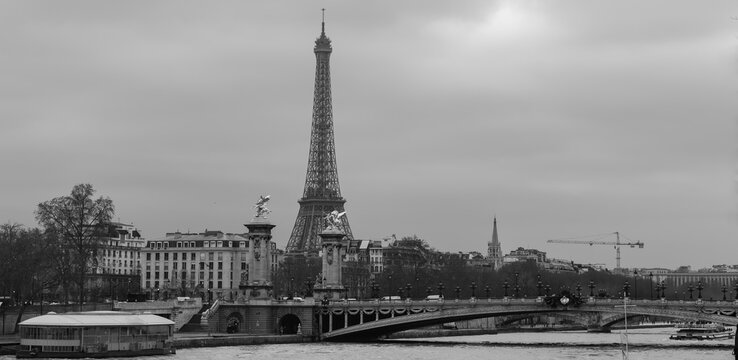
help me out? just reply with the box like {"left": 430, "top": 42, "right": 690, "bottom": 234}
{"left": 488, "top": 216, "right": 502, "bottom": 269}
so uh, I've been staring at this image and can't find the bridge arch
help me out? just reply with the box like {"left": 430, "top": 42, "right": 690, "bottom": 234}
{"left": 226, "top": 312, "right": 243, "bottom": 333}
{"left": 279, "top": 314, "right": 302, "bottom": 335}
{"left": 322, "top": 302, "right": 738, "bottom": 341}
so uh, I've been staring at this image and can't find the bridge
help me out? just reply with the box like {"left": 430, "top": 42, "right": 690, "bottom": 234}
{"left": 316, "top": 297, "right": 738, "bottom": 341}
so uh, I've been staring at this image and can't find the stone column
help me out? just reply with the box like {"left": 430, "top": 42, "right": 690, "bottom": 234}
{"left": 240, "top": 218, "right": 275, "bottom": 300}
{"left": 313, "top": 228, "right": 346, "bottom": 301}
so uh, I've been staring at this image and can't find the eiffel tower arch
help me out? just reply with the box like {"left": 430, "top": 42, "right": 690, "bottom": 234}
{"left": 286, "top": 17, "right": 353, "bottom": 255}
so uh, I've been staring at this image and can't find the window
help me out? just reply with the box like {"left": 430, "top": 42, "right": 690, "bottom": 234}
{"left": 217, "top": 271, "right": 222, "bottom": 279}
{"left": 164, "top": 272, "right": 169, "bottom": 279}
{"left": 155, "top": 253, "right": 160, "bottom": 261}
{"left": 217, "top": 281, "right": 222, "bottom": 289}
{"left": 146, "top": 253, "right": 151, "bottom": 261}
{"left": 191, "top": 253, "right": 196, "bottom": 261}
{"left": 155, "top": 272, "right": 159, "bottom": 279}
{"left": 216, "top": 241, "right": 222, "bottom": 247}
{"left": 177, "top": 242, "right": 182, "bottom": 248}
{"left": 173, "top": 262, "right": 178, "bottom": 269}
{"left": 241, "top": 262, "right": 246, "bottom": 270}
{"left": 208, "top": 252, "right": 214, "bottom": 261}
{"left": 190, "top": 242, "right": 195, "bottom": 248}
{"left": 173, "top": 253, "right": 178, "bottom": 261}
{"left": 184, "top": 242, "right": 189, "bottom": 248}
{"left": 240, "top": 242, "right": 245, "bottom": 248}
{"left": 218, "top": 262, "right": 223, "bottom": 270}
{"left": 164, "top": 253, "right": 169, "bottom": 261}
{"left": 146, "top": 272, "right": 151, "bottom": 279}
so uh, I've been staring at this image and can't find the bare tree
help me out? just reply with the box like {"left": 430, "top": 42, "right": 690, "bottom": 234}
{"left": 35, "top": 184, "right": 114, "bottom": 307}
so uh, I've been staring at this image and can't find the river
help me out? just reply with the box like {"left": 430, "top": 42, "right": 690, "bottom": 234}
{"left": 2, "top": 328, "right": 734, "bottom": 360}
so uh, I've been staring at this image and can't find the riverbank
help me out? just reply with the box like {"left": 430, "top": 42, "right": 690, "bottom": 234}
{"left": 174, "top": 333, "right": 315, "bottom": 348}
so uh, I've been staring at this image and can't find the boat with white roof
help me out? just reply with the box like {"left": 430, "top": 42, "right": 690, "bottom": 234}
{"left": 16, "top": 311, "right": 175, "bottom": 358}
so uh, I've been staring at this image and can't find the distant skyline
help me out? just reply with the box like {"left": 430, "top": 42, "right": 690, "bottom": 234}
{"left": 1, "top": 1, "right": 736, "bottom": 270}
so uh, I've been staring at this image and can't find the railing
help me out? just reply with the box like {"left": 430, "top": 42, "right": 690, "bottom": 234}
{"left": 201, "top": 299, "right": 221, "bottom": 321}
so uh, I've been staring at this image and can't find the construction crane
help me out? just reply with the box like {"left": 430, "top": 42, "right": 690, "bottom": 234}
{"left": 547, "top": 232, "right": 644, "bottom": 270}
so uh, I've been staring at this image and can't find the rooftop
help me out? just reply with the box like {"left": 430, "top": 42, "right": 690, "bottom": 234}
{"left": 19, "top": 311, "right": 174, "bottom": 327}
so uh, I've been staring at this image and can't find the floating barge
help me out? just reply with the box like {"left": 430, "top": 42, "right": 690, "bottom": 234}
{"left": 669, "top": 323, "right": 735, "bottom": 341}
{"left": 17, "top": 311, "right": 175, "bottom": 358}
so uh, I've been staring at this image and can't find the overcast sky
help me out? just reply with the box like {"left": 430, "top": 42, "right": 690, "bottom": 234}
{"left": 1, "top": 1, "right": 736, "bottom": 270}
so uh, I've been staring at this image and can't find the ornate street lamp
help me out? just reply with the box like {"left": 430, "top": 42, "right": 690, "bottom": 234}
{"left": 588, "top": 281, "right": 595, "bottom": 297}
{"left": 734, "top": 282, "right": 738, "bottom": 301}
{"left": 696, "top": 280, "right": 703, "bottom": 300}
{"left": 514, "top": 272, "right": 520, "bottom": 298}
{"left": 503, "top": 279, "right": 510, "bottom": 297}
{"left": 454, "top": 286, "right": 461, "bottom": 300}
{"left": 687, "top": 283, "right": 694, "bottom": 300}
{"left": 536, "top": 274, "right": 543, "bottom": 297}
{"left": 576, "top": 284, "right": 582, "bottom": 298}
{"left": 721, "top": 284, "right": 727, "bottom": 301}
{"left": 406, "top": 283, "right": 412, "bottom": 300}
{"left": 660, "top": 281, "right": 666, "bottom": 299}
{"left": 544, "top": 285, "right": 551, "bottom": 296}
{"left": 485, "top": 285, "right": 491, "bottom": 299}
{"left": 437, "top": 282, "right": 445, "bottom": 298}
{"left": 648, "top": 272, "right": 653, "bottom": 300}
{"left": 470, "top": 282, "right": 477, "bottom": 298}
{"left": 622, "top": 281, "right": 630, "bottom": 299}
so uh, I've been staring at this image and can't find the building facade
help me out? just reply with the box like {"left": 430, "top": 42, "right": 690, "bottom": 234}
{"left": 140, "top": 231, "right": 275, "bottom": 302}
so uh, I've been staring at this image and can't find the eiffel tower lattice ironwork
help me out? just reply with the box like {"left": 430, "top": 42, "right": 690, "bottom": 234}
{"left": 286, "top": 17, "right": 353, "bottom": 254}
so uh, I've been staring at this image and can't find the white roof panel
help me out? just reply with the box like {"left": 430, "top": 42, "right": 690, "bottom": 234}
{"left": 19, "top": 311, "right": 174, "bottom": 327}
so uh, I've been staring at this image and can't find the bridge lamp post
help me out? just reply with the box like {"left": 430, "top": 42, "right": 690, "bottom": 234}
{"left": 696, "top": 281, "right": 703, "bottom": 300}
{"left": 514, "top": 272, "right": 520, "bottom": 298}
{"left": 503, "top": 279, "right": 510, "bottom": 298}
{"left": 734, "top": 282, "right": 738, "bottom": 301}
{"left": 437, "top": 282, "right": 445, "bottom": 299}
{"left": 536, "top": 275, "right": 543, "bottom": 297}
{"left": 659, "top": 281, "right": 666, "bottom": 299}
{"left": 454, "top": 286, "right": 461, "bottom": 300}
{"left": 588, "top": 281, "right": 595, "bottom": 297}
{"left": 721, "top": 284, "right": 727, "bottom": 301}
{"left": 545, "top": 285, "right": 551, "bottom": 297}
{"left": 648, "top": 272, "right": 653, "bottom": 300}
{"left": 484, "top": 286, "right": 491, "bottom": 299}
{"left": 470, "top": 282, "right": 477, "bottom": 299}
{"left": 405, "top": 283, "right": 412, "bottom": 300}
{"left": 622, "top": 281, "right": 630, "bottom": 299}
{"left": 688, "top": 283, "right": 694, "bottom": 300}
{"left": 576, "top": 284, "right": 582, "bottom": 298}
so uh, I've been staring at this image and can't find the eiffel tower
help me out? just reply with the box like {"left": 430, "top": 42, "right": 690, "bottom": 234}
{"left": 286, "top": 15, "right": 353, "bottom": 255}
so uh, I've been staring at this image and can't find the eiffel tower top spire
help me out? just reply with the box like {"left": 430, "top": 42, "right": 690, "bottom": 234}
{"left": 315, "top": 9, "right": 332, "bottom": 53}
{"left": 286, "top": 13, "right": 353, "bottom": 254}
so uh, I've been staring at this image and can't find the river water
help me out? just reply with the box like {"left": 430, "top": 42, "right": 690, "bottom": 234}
{"left": 2, "top": 328, "right": 735, "bottom": 360}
